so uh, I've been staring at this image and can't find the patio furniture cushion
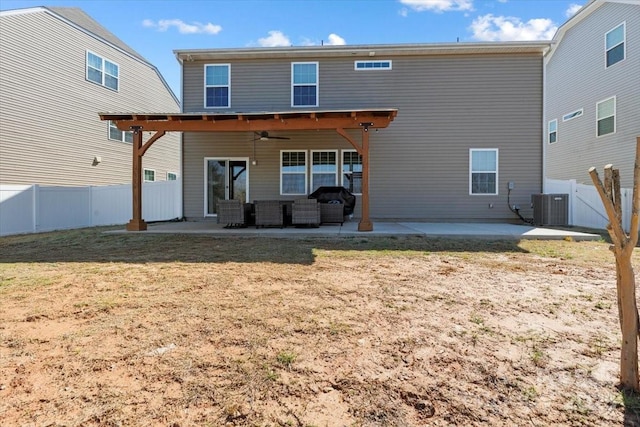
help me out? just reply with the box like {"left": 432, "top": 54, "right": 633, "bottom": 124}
{"left": 320, "top": 202, "right": 345, "bottom": 225}
{"left": 292, "top": 198, "right": 321, "bottom": 227}
{"left": 217, "top": 199, "right": 247, "bottom": 228}
{"left": 254, "top": 200, "right": 284, "bottom": 228}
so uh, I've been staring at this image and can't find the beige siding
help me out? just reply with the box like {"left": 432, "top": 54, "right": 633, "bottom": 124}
{"left": 182, "top": 52, "right": 543, "bottom": 221}
{"left": 0, "top": 9, "right": 181, "bottom": 187}
{"left": 545, "top": 2, "right": 640, "bottom": 188}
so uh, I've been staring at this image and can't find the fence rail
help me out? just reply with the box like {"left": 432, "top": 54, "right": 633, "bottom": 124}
{"left": 545, "top": 178, "right": 631, "bottom": 232}
{"left": 0, "top": 180, "right": 181, "bottom": 236}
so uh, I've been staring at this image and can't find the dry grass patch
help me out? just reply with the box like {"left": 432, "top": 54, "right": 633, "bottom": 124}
{"left": 0, "top": 227, "right": 638, "bottom": 426}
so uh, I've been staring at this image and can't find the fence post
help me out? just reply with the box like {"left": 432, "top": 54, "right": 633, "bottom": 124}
{"left": 569, "top": 179, "right": 577, "bottom": 226}
{"left": 32, "top": 184, "right": 39, "bottom": 233}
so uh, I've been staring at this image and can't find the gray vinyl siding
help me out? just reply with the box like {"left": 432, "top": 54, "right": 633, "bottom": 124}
{"left": 545, "top": 2, "right": 640, "bottom": 188}
{"left": 0, "top": 9, "right": 180, "bottom": 187}
{"left": 182, "top": 52, "right": 543, "bottom": 221}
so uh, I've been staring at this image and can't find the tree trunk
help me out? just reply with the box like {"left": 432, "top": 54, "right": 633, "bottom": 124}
{"left": 619, "top": 256, "right": 639, "bottom": 390}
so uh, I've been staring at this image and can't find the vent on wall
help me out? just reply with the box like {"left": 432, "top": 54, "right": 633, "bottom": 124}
{"left": 531, "top": 194, "right": 569, "bottom": 226}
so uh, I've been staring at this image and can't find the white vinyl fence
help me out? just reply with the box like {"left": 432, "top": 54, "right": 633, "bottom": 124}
{"left": 0, "top": 180, "right": 181, "bottom": 236}
{"left": 545, "top": 178, "right": 632, "bottom": 232}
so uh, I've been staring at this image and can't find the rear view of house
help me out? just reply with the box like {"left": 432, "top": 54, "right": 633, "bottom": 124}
{"left": 0, "top": 7, "right": 181, "bottom": 186}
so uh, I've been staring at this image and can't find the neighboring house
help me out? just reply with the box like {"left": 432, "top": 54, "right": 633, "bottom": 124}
{"left": 0, "top": 7, "right": 180, "bottom": 186}
{"left": 545, "top": 0, "right": 640, "bottom": 189}
{"left": 164, "top": 42, "right": 548, "bottom": 223}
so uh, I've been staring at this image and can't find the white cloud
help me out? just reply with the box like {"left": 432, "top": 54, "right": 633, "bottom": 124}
{"left": 566, "top": 3, "right": 583, "bottom": 18}
{"left": 399, "top": 0, "right": 473, "bottom": 13}
{"left": 326, "top": 33, "right": 346, "bottom": 45}
{"left": 470, "top": 14, "right": 557, "bottom": 41}
{"left": 399, "top": 8, "right": 409, "bottom": 17}
{"left": 142, "top": 18, "right": 222, "bottom": 35}
{"left": 258, "top": 30, "right": 291, "bottom": 47}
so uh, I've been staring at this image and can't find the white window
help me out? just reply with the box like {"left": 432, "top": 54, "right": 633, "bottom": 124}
{"left": 548, "top": 119, "right": 558, "bottom": 144}
{"left": 143, "top": 169, "right": 155, "bottom": 182}
{"left": 562, "top": 109, "right": 583, "bottom": 122}
{"left": 108, "top": 121, "right": 133, "bottom": 143}
{"left": 291, "top": 62, "right": 318, "bottom": 107}
{"left": 204, "top": 64, "right": 230, "bottom": 108}
{"left": 596, "top": 96, "right": 616, "bottom": 137}
{"left": 167, "top": 172, "right": 178, "bottom": 181}
{"left": 86, "top": 51, "right": 118, "bottom": 90}
{"left": 281, "top": 151, "right": 307, "bottom": 195}
{"left": 355, "top": 60, "right": 392, "bottom": 70}
{"left": 310, "top": 150, "right": 338, "bottom": 192}
{"left": 605, "top": 23, "right": 625, "bottom": 68}
{"left": 342, "top": 150, "right": 362, "bottom": 194}
{"left": 470, "top": 149, "right": 498, "bottom": 195}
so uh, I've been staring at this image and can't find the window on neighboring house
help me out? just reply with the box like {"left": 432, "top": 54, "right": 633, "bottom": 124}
{"left": 291, "top": 62, "right": 318, "bottom": 107}
{"left": 167, "top": 172, "right": 178, "bottom": 181}
{"left": 562, "top": 109, "right": 583, "bottom": 122}
{"left": 108, "top": 121, "right": 133, "bottom": 143}
{"left": 596, "top": 96, "right": 616, "bottom": 137}
{"left": 281, "top": 151, "right": 307, "bottom": 195}
{"left": 470, "top": 149, "right": 498, "bottom": 195}
{"left": 311, "top": 150, "right": 338, "bottom": 192}
{"left": 548, "top": 119, "right": 558, "bottom": 144}
{"left": 605, "top": 23, "right": 625, "bottom": 68}
{"left": 86, "top": 51, "right": 118, "bottom": 90}
{"left": 354, "top": 60, "right": 392, "bottom": 70}
{"left": 342, "top": 150, "right": 362, "bottom": 194}
{"left": 205, "top": 64, "right": 230, "bottom": 108}
{"left": 143, "top": 169, "right": 155, "bottom": 182}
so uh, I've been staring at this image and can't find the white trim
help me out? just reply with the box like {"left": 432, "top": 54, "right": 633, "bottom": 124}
{"left": 596, "top": 96, "right": 616, "bottom": 137}
{"left": 310, "top": 149, "right": 338, "bottom": 192}
{"left": 469, "top": 149, "right": 499, "bottom": 196}
{"left": 291, "top": 62, "right": 319, "bottom": 108}
{"left": 562, "top": 108, "right": 584, "bottom": 122}
{"left": 143, "top": 168, "right": 156, "bottom": 182}
{"left": 605, "top": 21, "right": 626, "bottom": 68}
{"left": 354, "top": 60, "right": 392, "bottom": 70}
{"left": 548, "top": 119, "right": 558, "bottom": 144}
{"left": 341, "top": 149, "right": 363, "bottom": 195}
{"left": 204, "top": 63, "right": 231, "bottom": 108}
{"left": 280, "top": 150, "right": 308, "bottom": 195}
{"left": 86, "top": 50, "right": 119, "bottom": 91}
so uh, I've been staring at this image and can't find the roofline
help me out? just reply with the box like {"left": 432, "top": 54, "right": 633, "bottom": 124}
{"left": 0, "top": 6, "right": 180, "bottom": 106}
{"left": 174, "top": 41, "right": 550, "bottom": 63}
{"left": 546, "top": 0, "right": 638, "bottom": 63}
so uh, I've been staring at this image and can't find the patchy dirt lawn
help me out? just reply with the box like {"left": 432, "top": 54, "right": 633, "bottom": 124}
{"left": 0, "top": 228, "right": 639, "bottom": 426}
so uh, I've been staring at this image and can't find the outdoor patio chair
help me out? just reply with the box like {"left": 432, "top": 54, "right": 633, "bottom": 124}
{"left": 217, "top": 199, "right": 247, "bottom": 228}
{"left": 292, "top": 198, "right": 321, "bottom": 227}
{"left": 320, "top": 202, "right": 345, "bottom": 225}
{"left": 254, "top": 199, "right": 284, "bottom": 228}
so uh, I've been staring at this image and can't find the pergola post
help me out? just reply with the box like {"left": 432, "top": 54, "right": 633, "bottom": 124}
{"left": 358, "top": 123, "right": 373, "bottom": 232}
{"left": 126, "top": 126, "right": 147, "bottom": 231}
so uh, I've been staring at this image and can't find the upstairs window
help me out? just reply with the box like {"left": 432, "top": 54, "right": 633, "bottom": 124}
{"left": 87, "top": 51, "right": 119, "bottom": 90}
{"left": 562, "top": 109, "right": 583, "bottom": 122}
{"left": 355, "top": 60, "right": 392, "bottom": 70}
{"left": 292, "top": 62, "right": 318, "bottom": 107}
{"left": 548, "top": 119, "right": 558, "bottom": 144}
{"left": 596, "top": 96, "right": 616, "bottom": 137}
{"left": 205, "top": 64, "right": 230, "bottom": 108}
{"left": 342, "top": 150, "right": 362, "bottom": 194}
{"left": 470, "top": 149, "right": 498, "bottom": 195}
{"left": 281, "top": 151, "right": 307, "bottom": 195}
{"left": 108, "top": 121, "right": 132, "bottom": 143}
{"left": 311, "top": 150, "right": 338, "bottom": 192}
{"left": 605, "top": 23, "right": 625, "bottom": 68}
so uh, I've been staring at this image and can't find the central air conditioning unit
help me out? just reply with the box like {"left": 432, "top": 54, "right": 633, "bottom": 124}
{"left": 531, "top": 194, "right": 569, "bottom": 226}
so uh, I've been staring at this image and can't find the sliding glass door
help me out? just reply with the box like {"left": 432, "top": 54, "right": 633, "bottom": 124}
{"left": 205, "top": 158, "right": 248, "bottom": 216}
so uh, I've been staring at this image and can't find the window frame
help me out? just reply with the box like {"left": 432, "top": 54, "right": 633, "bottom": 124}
{"left": 143, "top": 169, "right": 156, "bottom": 182}
{"left": 204, "top": 63, "right": 231, "bottom": 108}
{"left": 291, "top": 62, "right": 319, "bottom": 107}
{"left": 108, "top": 121, "right": 133, "bottom": 143}
{"left": 562, "top": 109, "right": 583, "bottom": 122}
{"left": 167, "top": 172, "right": 178, "bottom": 181}
{"left": 548, "top": 119, "right": 558, "bottom": 144}
{"left": 310, "top": 150, "right": 338, "bottom": 193}
{"left": 86, "top": 50, "right": 119, "bottom": 91}
{"left": 341, "top": 149, "right": 363, "bottom": 195}
{"left": 280, "top": 150, "right": 308, "bottom": 196}
{"left": 605, "top": 22, "right": 625, "bottom": 68}
{"left": 354, "top": 60, "right": 392, "bottom": 70}
{"left": 469, "top": 149, "right": 499, "bottom": 196}
{"left": 596, "top": 96, "right": 616, "bottom": 137}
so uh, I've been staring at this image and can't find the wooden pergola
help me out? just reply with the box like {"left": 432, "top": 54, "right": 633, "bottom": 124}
{"left": 99, "top": 108, "right": 397, "bottom": 232}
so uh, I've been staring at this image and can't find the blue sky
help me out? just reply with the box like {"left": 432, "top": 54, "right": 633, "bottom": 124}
{"left": 1, "top": 0, "right": 587, "bottom": 98}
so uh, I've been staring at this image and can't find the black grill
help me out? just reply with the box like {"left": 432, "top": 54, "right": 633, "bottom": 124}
{"left": 309, "top": 186, "right": 357, "bottom": 215}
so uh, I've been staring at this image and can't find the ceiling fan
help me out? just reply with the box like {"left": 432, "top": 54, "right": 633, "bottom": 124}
{"left": 254, "top": 131, "right": 290, "bottom": 141}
